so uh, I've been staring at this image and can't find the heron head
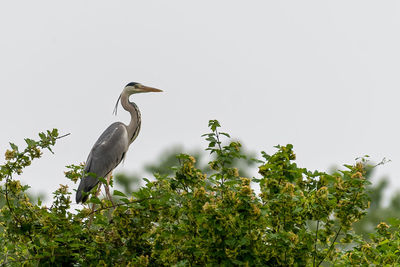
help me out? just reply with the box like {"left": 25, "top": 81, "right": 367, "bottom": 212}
{"left": 113, "top": 82, "right": 163, "bottom": 115}
{"left": 124, "top": 82, "right": 163, "bottom": 94}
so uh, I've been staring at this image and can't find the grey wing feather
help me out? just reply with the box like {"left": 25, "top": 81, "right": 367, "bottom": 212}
{"left": 76, "top": 122, "right": 129, "bottom": 203}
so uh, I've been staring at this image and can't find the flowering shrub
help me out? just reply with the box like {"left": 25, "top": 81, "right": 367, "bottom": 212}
{"left": 0, "top": 121, "right": 398, "bottom": 266}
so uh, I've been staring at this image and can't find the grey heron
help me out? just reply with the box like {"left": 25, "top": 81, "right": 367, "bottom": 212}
{"left": 76, "top": 82, "right": 163, "bottom": 203}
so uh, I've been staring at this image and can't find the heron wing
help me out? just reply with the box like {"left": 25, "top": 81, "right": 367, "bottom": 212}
{"left": 76, "top": 122, "right": 129, "bottom": 203}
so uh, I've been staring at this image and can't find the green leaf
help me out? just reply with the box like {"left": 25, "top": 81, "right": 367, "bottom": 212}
{"left": 121, "top": 198, "right": 130, "bottom": 204}
{"left": 208, "top": 120, "right": 221, "bottom": 131}
{"left": 89, "top": 196, "right": 101, "bottom": 204}
{"left": 24, "top": 138, "right": 36, "bottom": 147}
{"left": 98, "top": 176, "right": 106, "bottom": 184}
{"left": 113, "top": 190, "right": 127, "bottom": 197}
{"left": 378, "top": 239, "right": 389, "bottom": 246}
{"left": 9, "top": 142, "right": 18, "bottom": 151}
{"left": 220, "top": 132, "right": 230, "bottom": 138}
{"left": 39, "top": 132, "right": 46, "bottom": 140}
{"left": 51, "top": 128, "right": 59, "bottom": 137}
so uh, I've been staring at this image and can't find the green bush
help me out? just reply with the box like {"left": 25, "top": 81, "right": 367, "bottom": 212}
{"left": 0, "top": 121, "right": 398, "bottom": 266}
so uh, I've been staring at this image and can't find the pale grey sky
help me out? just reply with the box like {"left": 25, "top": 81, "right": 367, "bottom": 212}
{"left": 1, "top": 1, "right": 399, "bottom": 204}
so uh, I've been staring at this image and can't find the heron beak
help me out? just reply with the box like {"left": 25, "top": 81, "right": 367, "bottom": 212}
{"left": 139, "top": 85, "right": 163, "bottom": 93}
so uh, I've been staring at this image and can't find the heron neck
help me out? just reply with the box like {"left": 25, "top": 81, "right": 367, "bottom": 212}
{"left": 120, "top": 92, "right": 141, "bottom": 139}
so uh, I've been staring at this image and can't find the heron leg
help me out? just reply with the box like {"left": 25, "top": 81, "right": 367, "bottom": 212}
{"left": 104, "top": 173, "right": 115, "bottom": 205}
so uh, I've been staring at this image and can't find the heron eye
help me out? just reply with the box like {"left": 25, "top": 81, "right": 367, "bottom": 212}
{"left": 125, "top": 82, "right": 139, "bottom": 87}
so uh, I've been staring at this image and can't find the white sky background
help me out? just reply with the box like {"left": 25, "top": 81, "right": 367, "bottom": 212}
{"left": 0, "top": 1, "right": 399, "bottom": 206}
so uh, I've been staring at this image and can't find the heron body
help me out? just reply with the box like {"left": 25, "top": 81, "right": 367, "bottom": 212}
{"left": 76, "top": 82, "right": 162, "bottom": 203}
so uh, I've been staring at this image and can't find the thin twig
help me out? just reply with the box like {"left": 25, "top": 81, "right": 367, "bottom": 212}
{"left": 0, "top": 252, "right": 70, "bottom": 267}
{"left": 313, "top": 220, "right": 320, "bottom": 267}
{"left": 283, "top": 210, "right": 287, "bottom": 264}
{"left": 215, "top": 129, "right": 223, "bottom": 152}
{"left": 4, "top": 175, "right": 38, "bottom": 254}
{"left": 317, "top": 226, "right": 342, "bottom": 267}
{"left": 87, "top": 185, "right": 102, "bottom": 227}
{"left": 317, "top": 191, "right": 360, "bottom": 266}
{"left": 4, "top": 175, "right": 23, "bottom": 227}
{"left": 56, "top": 133, "right": 71, "bottom": 140}
{"left": 85, "top": 196, "right": 157, "bottom": 218}
{"left": 317, "top": 180, "right": 361, "bottom": 266}
{"left": 214, "top": 128, "right": 225, "bottom": 186}
{"left": 313, "top": 182, "right": 320, "bottom": 267}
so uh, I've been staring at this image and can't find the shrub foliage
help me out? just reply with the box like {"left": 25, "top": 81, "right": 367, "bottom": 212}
{"left": 0, "top": 121, "right": 399, "bottom": 266}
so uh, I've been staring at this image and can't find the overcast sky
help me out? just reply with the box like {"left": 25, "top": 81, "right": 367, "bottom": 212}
{"left": 1, "top": 1, "right": 399, "bottom": 205}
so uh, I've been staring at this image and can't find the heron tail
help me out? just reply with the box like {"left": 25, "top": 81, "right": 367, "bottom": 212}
{"left": 76, "top": 175, "right": 99, "bottom": 203}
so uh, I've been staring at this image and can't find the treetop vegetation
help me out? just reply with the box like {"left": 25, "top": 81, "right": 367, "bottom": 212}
{"left": 0, "top": 121, "right": 399, "bottom": 266}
